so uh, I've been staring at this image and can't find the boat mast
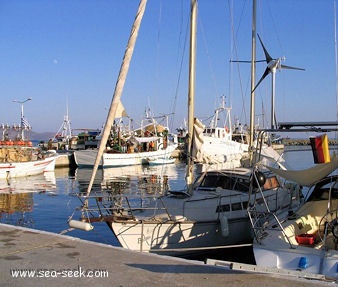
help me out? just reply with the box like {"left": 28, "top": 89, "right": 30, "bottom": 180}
{"left": 53, "top": 101, "right": 72, "bottom": 142}
{"left": 85, "top": 0, "right": 147, "bottom": 198}
{"left": 186, "top": 0, "right": 197, "bottom": 194}
{"left": 249, "top": 0, "right": 257, "bottom": 154}
{"left": 335, "top": 0, "right": 338, "bottom": 128}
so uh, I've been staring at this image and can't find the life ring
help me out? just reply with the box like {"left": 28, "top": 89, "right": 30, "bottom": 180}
{"left": 225, "top": 126, "right": 229, "bottom": 133}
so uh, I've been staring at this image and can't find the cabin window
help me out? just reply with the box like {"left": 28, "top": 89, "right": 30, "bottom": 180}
{"left": 199, "top": 174, "right": 231, "bottom": 189}
{"left": 199, "top": 173, "right": 251, "bottom": 192}
{"left": 231, "top": 202, "right": 242, "bottom": 211}
{"left": 216, "top": 204, "right": 230, "bottom": 212}
{"left": 232, "top": 179, "right": 250, "bottom": 192}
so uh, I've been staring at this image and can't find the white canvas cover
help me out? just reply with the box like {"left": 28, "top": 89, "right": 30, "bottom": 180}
{"left": 191, "top": 118, "right": 205, "bottom": 162}
{"left": 266, "top": 159, "right": 338, "bottom": 186}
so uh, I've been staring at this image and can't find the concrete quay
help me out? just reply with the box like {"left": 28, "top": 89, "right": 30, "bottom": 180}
{"left": 0, "top": 224, "right": 332, "bottom": 287}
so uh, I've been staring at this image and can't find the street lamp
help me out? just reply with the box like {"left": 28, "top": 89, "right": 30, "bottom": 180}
{"left": 12, "top": 97, "right": 32, "bottom": 140}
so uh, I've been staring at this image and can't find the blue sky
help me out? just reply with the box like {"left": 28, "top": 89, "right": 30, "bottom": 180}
{"left": 0, "top": 0, "right": 336, "bottom": 136}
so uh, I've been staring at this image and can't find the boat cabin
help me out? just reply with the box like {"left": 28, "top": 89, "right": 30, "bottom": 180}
{"left": 195, "top": 169, "right": 280, "bottom": 193}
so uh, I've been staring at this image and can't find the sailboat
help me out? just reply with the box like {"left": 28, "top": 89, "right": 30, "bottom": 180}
{"left": 68, "top": 0, "right": 306, "bottom": 257}
{"left": 249, "top": 140, "right": 338, "bottom": 280}
{"left": 247, "top": 2, "right": 338, "bottom": 279}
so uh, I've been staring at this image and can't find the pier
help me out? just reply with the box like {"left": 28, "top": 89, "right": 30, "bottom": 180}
{"left": 0, "top": 224, "right": 329, "bottom": 286}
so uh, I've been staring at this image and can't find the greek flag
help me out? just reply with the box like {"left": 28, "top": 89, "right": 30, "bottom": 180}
{"left": 21, "top": 117, "right": 31, "bottom": 129}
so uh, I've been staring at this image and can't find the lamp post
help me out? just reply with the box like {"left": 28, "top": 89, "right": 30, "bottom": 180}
{"left": 12, "top": 97, "right": 32, "bottom": 140}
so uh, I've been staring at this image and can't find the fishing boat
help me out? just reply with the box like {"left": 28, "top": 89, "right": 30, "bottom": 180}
{"left": 73, "top": 103, "right": 178, "bottom": 167}
{"left": 0, "top": 117, "right": 57, "bottom": 179}
{"left": 73, "top": 128, "right": 177, "bottom": 168}
{"left": 0, "top": 139, "right": 57, "bottom": 179}
{"left": 68, "top": 0, "right": 306, "bottom": 258}
{"left": 195, "top": 96, "right": 248, "bottom": 170}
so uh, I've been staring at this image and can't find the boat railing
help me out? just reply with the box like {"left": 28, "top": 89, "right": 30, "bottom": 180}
{"left": 75, "top": 191, "right": 177, "bottom": 222}
{"left": 75, "top": 182, "right": 296, "bottom": 227}
{"left": 247, "top": 169, "right": 295, "bottom": 248}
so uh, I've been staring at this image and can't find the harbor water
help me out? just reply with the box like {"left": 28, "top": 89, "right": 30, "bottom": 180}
{"left": 0, "top": 146, "right": 330, "bottom": 262}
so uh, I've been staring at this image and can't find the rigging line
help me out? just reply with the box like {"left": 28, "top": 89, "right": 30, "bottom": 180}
{"left": 150, "top": 0, "right": 163, "bottom": 127}
{"left": 169, "top": 10, "right": 189, "bottom": 131}
{"left": 227, "top": 0, "right": 248, "bottom": 124}
{"left": 228, "top": 0, "right": 233, "bottom": 110}
{"left": 168, "top": 2, "right": 187, "bottom": 130}
{"left": 198, "top": 9, "right": 220, "bottom": 99}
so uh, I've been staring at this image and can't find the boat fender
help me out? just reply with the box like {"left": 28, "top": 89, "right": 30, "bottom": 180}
{"left": 251, "top": 170, "right": 266, "bottom": 188}
{"left": 219, "top": 213, "right": 229, "bottom": 237}
{"left": 68, "top": 220, "right": 94, "bottom": 231}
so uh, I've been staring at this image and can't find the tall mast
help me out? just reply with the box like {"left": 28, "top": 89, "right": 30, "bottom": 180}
{"left": 186, "top": 0, "right": 197, "bottom": 193}
{"left": 249, "top": 0, "right": 257, "bottom": 152}
{"left": 335, "top": 0, "right": 338, "bottom": 126}
{"left": 85, "top": 0, "right": 147, "bottom": 197}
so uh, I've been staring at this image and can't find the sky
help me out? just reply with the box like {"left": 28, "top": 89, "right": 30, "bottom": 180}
{"left": 0, "top": 0, "right": 337, "bottom": 137}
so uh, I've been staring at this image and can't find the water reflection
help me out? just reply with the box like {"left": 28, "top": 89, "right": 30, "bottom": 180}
{"left": 75, "top": 163, "right": 181, "bottom": 196}
{"left": 0, "top": 172, "right": 57, "bottom": 227}
{"left": 0, "top": 192, "right": 33, "bottom": 226}
{"left": 0, "top": 172, "right": 56, "bottom": 193}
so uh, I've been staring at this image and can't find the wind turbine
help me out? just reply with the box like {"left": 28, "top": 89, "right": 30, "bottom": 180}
{"left": 253, "top": 33, "right": 305, "bottom": 129}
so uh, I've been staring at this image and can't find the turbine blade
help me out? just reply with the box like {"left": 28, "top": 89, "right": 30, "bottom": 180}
{"left": 280, "top": 64, "right": 305, "bottom": 71}
{"left": 257, "top": 34, "right": 273, "bottom": 63}
{"left": 252, "top": 68, "right": 270, "bottom": 93}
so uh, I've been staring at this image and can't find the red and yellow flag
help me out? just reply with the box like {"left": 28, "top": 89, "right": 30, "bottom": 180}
{"left": 310, "top": 134, "right": 331, "bottom": 164}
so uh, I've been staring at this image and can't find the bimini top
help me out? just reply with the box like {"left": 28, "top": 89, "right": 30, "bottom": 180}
{"left": 266, "top": 159, "right": 338, "bottom": 186}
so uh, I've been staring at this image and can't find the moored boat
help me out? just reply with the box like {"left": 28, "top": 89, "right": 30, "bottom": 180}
{"left": 68, "top": 0, "right": 304, "bottom": 258}
{"left": 74, "top": 112, "right": 178, "bottom": 168}
{"left": 251, "top": 165, "right": 338, "bottom": 279}
{"left": 0, "top": 119, "right": 58, "bottom": 178}
{"left": 0, "top": 143, "right": 57, "bottom": 178}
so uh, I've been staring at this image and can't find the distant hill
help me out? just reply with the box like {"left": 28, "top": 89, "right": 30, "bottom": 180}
{"left": 29, "top": 131, "right": 55, "bottom": 142}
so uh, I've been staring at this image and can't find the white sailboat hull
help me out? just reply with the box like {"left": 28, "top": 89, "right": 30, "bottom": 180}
{"left": 74, "top": 144, "right": 177, "bottom": 167}
{"left": 0, "top": 155, "right": 57, "bottom": 178}
{"left": 109, "top": 217, "right": 252, "bottom": 257}
{"left": 105, "top": 177, "right": 295, "bottom": 257}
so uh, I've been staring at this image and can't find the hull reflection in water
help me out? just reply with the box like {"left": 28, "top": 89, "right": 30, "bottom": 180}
{"left": 75, "top": 163, "right": 180, "bottom": 195}
{"left": 0, "top": 172, "right": 56, "bottom": 193}
{"left": 0, "top": 173, "right": 57, "bottom": 227}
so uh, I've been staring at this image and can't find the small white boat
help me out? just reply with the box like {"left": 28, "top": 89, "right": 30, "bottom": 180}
{"left": 0, "top": 144, "right": 57, "bottom": 178}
